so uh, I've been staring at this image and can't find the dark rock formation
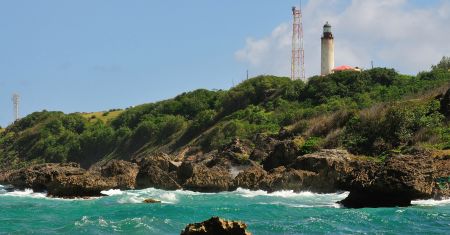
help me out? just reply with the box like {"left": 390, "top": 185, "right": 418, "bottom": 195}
{"left": 262, "top": 140, "right": 300, "bottom": 171}
{"left": 178, "top": 162, "right": 233, "bottom": 192}
{"left": 180, "top": 217, "right": 251, "bottom": 235}
{"left": 143, "top": 198, "right": 161, "bottom": 203}
{"left": 339, "top": 153, "right": 442, "bottom": 208}
{"left": 4, "top": 160, "right": 139, "bottom": 198}
{"left": 233, "top": 166, "right": 267, "bottom": 190}
{"left": 7, "top": 163, "right": 86, "bottom": 191}
{"left": 440, "top": 88, "right": 450, "bottom": 118}
{"left": 133, "top": 153, "right": 181, "bottom": 190}
{"left": 259, "top": 166, "right": 317, "bottom": 192}
{"left": 249, "top": 134, "right": 278, "bottom": 163}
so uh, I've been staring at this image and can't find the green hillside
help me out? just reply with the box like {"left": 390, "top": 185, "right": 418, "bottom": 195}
{"left": 1, "top": 59, "right": 450, "bottom": 169}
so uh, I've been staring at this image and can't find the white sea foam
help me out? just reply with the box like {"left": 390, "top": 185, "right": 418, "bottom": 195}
{"left": 75, "top": 216, "right": 155, "bottom": 232}
{"left": 234, "top": 187, "right": 348, "bottom": 199}
{"left": 101, "top": 189, "right": 124, "bottom": 196}
{"left": 411, "top": 198, "right": 450, "bottom": 206}
{"left": 0, "top": 188, "right": 47, "bottom": 198}
{"left": 113, "top": 188, "right": 178, "bottom": 204}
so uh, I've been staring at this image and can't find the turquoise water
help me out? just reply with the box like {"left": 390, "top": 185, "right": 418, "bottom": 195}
{"left": 1, "top": 184, "right": 450, "bottom": 234}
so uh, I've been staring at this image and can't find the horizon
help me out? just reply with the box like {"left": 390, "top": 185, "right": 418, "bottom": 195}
{"left": 1, "top": 0, "right": 449, "bottom": 127}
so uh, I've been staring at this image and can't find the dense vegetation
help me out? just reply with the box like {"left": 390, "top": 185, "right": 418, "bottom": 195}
{"left": 1, "top": 57, "right": 450, "bottom": 169}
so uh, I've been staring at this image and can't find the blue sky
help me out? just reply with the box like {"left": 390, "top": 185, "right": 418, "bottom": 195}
{"left": 0, "top": 0, "right": 449, "bottom": 127}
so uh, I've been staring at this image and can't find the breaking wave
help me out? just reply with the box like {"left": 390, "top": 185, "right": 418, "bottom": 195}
{"left": 412, "top": 198, "right": 450, "bottom": 206}
{"left": 0, "top": 187, "right": 47, "bottom": 199}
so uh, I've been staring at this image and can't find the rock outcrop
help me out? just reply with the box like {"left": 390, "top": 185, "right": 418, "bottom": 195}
{"left": 133, "top": 153, "right": 181, "bottom": 190}
{"left": 4, "top": 160, "right": 139, "bottom": 198}
{"left": 340, "top": 154, "right": 437, "bottom": 208}
{"left": 233, "top": 166, "right": 267, "bottom": 190}
{"left": 180, "top": 217, "right": 251, "bottom": 235}
{"left": 178, "top": 162, "right": 233, "bottom": 192}
{"left": 262, "top": 140, "right": 300, "bottom": 171}
{"left": 2, "top": 145, "right": 449, "bottom": 207}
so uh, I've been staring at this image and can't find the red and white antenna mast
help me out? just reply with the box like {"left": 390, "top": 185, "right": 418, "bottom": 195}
{"left": 291, "top": 3, "right": 305, "bottom": 80}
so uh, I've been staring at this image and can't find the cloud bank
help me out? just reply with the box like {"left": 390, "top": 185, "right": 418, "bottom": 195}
{"left": 235, "top": 0, "right": 450, "bottom": 78}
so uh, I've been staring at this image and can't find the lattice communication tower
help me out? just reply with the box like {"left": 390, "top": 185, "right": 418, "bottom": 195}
{"left": 12, "top": 93, "right": 20, "bottom": 122}
{"left": 291, "top": 4, "right": 305, "bottom": 80}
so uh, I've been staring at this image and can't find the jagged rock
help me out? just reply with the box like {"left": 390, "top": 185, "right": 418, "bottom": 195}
{"left": 134, "top": 154, "right": 181, "bottom": 190}
{"left": 5, "top": 161, "right": 139, "bottom": 198}
{"left": 0, "top": 170, "right": 12, "bottom": 184}
{"left": 233, "top": 166, "right": 267, "bottom": 190}
{"left": 262, "top": 140, "right": 300, "bottom": 171}
{"left": 143, "top": 198, "right": 161, "bottom": 203}
{"left": 291, "top": 149, "right": 366, "bottom": 192}
{"left": 180, "top": 217, "right": 251, "bottom": 235}
{"left": 249, "top": 134, "right": 278, "bottom": 163}
{"left": 259, "top": 166, "right": 318, "bottom": 192}
{"left": 440, "top": 88, "right": 450, "bottom": 118}
{"left": 179, "top": 162, "right": 233, "bottom": 192}
{"left": 433, "top": 155, "right": 450, "bottom": 198}
{"left": 339, "top": 153, "right": 439, "bottom": 208}
{"left": 96, "top": 160, "right": 139, "bottom": 189}
{"left": 7, "top": 163, "right": 86, "bottom": 191}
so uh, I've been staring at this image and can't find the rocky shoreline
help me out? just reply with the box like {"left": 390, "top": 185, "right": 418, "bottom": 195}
{"left": 1, "top": 138, "right": 449, "bottom": 208}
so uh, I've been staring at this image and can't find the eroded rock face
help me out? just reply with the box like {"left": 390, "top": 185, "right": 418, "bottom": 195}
{"left": 96, "top": 160, "right": 139, "bottom": 189}
{"left": 233, "top": 166, "right": 267, "bottom": 190}
{"left": 134, "top": 154, "right": 181, "bottom": 190}
{"left": 260, "top": 166, "right": 318, "bottom": 192}
{"left": 179, "top": 163, "right": 233, "bottom": 192}
{"left": 339, "top": 153, "right": 442, "bottom": 208}
{"left": 262, "top": 140, "right": 300, "bottom": 171}
{"left": 5, "top": 160, "right": 139, "bottom": 198}
{"left": 180, "top": 217, "right": 251, "bottom": 235}
{"left": 7, "top": 163, "right": 86, "bottom": 191}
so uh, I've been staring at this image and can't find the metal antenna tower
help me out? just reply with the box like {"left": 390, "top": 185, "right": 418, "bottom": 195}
{"left": 291, "top": 3, "right": 305, "bottom": 80}
{"left": 12, "top": 93, "right": 20, "bottom": 122}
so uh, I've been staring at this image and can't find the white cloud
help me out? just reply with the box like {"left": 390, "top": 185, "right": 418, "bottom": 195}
{"left": 235, "top": 23, "right": 291, "bottom": 75}
{"left": 235, "top": 0, "right": 450, "bottom": 78}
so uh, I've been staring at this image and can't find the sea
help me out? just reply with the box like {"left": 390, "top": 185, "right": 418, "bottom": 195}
{"left": 1, "top": 184, "right": 450, "bottom": 234}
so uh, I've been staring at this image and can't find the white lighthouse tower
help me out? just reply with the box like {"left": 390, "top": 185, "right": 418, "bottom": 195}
{"left": 321, "top": 22, "right": 334, "bottom": 76}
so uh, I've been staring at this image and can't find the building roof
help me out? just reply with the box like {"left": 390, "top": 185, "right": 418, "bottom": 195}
{"left": 332, "top": 65, "right": 356, "bottom": 71}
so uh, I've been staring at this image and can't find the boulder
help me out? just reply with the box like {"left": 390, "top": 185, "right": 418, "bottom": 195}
{"left": 179, "top": 162, "right": 233, "bottom": 192}
{"left": 96, "top": 160, "right": 139, "bottom": 189}
{"left": 340, "top": 154, "right": 438, "bottom": 208}
{"left": 0, "top": 170, "right": 12, "bottom": 184}
{"left": 143, "top": 198, "right": 161, "bottom": 203}
{"left": 5, "top": 160, "right": 139, "bottom": 198}
{"left": 440, "top": 88, "right": 450, "bottom": 118}
{"left": 134, "top": 154, "right": 181, "bottom": 190}
{"left": 7, "top": 163, "right": 86, "bottom": 191}
{"left": 260, "top": 166, "right": 318, "bottom": 193}
{"left": 180, "top": 217, "right": 251, "bottom": 235}
{"left": 262, "top": 140, "right": 300, "bottom": 171}
{"left": 433, "top": 155, "right": 450, "bottom": 198}
{"left": 233, "top": 166, "right": 267, "bottom": 190}
{"left": 291, "top": 149, "right": 371, "bottom": 192}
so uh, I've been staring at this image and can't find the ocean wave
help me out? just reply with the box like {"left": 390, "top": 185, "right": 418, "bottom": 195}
{"left": 101, "top": 189, "right": 124, "bottom": 196}
{"left": 75, "top": 216, "right": 155, "bottom": 232}
{"left": 106, "top": 188, "right": 179, "bottom": 204}
{"left": 411, "top": 198, "right": 450, "bottom": 206}
{"left": 0, "top": 188, "right": 47, "bottom": 198}
{"left": 234, "top": 187, "right": 349, "bottom": 199}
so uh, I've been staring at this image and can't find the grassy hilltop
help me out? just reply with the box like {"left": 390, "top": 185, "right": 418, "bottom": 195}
{"left": 1, "top": 57, "right": 450, "bottom": 169}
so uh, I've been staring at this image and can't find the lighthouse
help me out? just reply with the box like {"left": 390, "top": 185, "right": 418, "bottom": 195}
{"left": 321, "top": 22, "right": 335, "bottom": 76}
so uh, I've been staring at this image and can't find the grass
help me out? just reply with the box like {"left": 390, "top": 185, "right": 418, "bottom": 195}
{"left": 80, "top": 110, "right": 123, "bottom": 123}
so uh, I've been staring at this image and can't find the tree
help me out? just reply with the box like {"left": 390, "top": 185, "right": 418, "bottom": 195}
{"left": 432, "top": 56, "right": 450, "bottom": 71}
